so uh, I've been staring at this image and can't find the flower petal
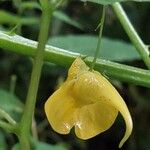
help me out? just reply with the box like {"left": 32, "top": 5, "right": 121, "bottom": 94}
{"left": 67, "top": 57, "right": 89, "bottom": 80}
{"left": 72, "top": 70, "right": 133, "bottom": 147}
{"left": 45, "top": 81, "right": 76, "bottom": 134}
{"left": 74, "top": 102, "right": 118, "bottom": 139}
{"left": 93, "top": 71, "right": 133, "bottom": 148}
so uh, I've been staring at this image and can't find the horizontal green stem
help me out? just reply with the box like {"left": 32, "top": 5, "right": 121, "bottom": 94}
{"left": 0, "top": 31, "right": 150, "bottom": 87}
{"left": 112, "top": 3, "right": 150, "bottom": 69}
{"left": 0, "top": 120, "right": 18, "bottom": 133}
{"left": 0, "top": 108, "right": 16, "bottom": 125}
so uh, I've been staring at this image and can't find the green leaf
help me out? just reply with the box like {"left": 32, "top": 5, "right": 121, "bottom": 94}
{"left": 0, "top": 89, "right": 23, "bottom": 120}
{"left": 0, "top": 131, "right": 7, "bottom": 150}
{"left": 20, "top": 2, "right": 41, "bottom": 10}
{"left": 12, "top": 142, "right": 68, "bottom": 150}
{"left": 81, "top": 0, "right": 150, "bottom": 5}
{"left": 53, "top": 11, "right": 83, "bottom": 30}
{"left": 19, "top": 1, "right": 83, "bottom": 29}
{"left": 81, "top": 0, "right": 123, "bottom": 5}
{"left": 0, "top": 10, "right": 82, "bottom": 29}
{"left": 35, "top": 142, "right": 67, "bottom": 150}
{"left": 48, "top": 35, "right": 140, "bottom": 61}
{"left": 0, "top": 11, "right": 39, "bottom": 25}
{"left": 0, "top": 11, "right": 19, "bottom": 25}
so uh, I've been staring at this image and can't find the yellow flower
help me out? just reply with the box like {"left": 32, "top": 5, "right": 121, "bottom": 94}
{"left": 45, "top": 57, "right": 133, "bottom": 148}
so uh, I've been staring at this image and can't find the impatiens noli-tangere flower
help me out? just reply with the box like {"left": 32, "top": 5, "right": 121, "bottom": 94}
{"left": 45, "top": 57, "right": 133, "bottom": 148}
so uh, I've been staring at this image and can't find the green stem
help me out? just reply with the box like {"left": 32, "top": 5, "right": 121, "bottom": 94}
{"left": 112, "top": 3, "right": 150, "bottom": 69}
{"left": 0, "top": 120, "right": 18, "bottom": 133}
{"left": 19, "top": 1, "right": 53, "bottom": 149}
{"left": 9, "top": 75, "right": 17, "bottom": 94}
{"left": 90, "top": 6, "right": 105, "bottom": 70}
{"left": 17, "top": 0, "right": 23, "bottom": 34}
{"left": 0, "top": 31, "right": 150, "bottom": 87}
{"left": 0, "top": 108, "right": 16, "bottom": 125}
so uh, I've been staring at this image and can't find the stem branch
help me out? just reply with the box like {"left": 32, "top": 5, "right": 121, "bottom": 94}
{"left": 112, "top": 3, "right": 150, "bottom": 69}
{"left": 0, "top": 108, "right": 16, "bottom": 125}
{"left": 90, "top": 6, "right": 105, "bottom": 70}
{"left": 0, "top": 120, "right": 17, "bottom": 133}
{"left": 0, "top": 31, "right": 150, "bottom": 87}
{"left": 18, "top": 1, "right": 54, "bottom": 149}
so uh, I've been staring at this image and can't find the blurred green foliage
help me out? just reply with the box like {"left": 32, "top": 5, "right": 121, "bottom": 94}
{"left": 0, "top": 0, "right": 150, "bottom": 150}
{"left": 48, "top": 35, "right": 140, "bottom": 61}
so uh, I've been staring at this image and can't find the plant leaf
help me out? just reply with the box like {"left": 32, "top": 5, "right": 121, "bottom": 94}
{"left": 48, "top": 35, "right": 140, "bottom": 61}
{"left": 0, "top": 89, "right": 23, "bottom": 120}
{"left": 81, "top": 0, "right": 123, "bottom": 5}
{"left": 0, "top": 131, "right": 7, "bottom": 150}
{"left": 53, "top": 11, "right": 83, "bottom": 30}
{"left": 35, "top": 142, "right": 67, "bottom": 150}
{"left": 81, "top": 0, "right": 150, "bottom": 5}
{"left": 0, "top": 10, "right": 82, "bottom": 29}
{"left": 0, "top": 11, "right": 39, "bottom": 25}
{"left": 20, "top": 2, "right": 41, "bottom": 10}
{"left": 12, "top": 142, "right": 68, "bottom": 150}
